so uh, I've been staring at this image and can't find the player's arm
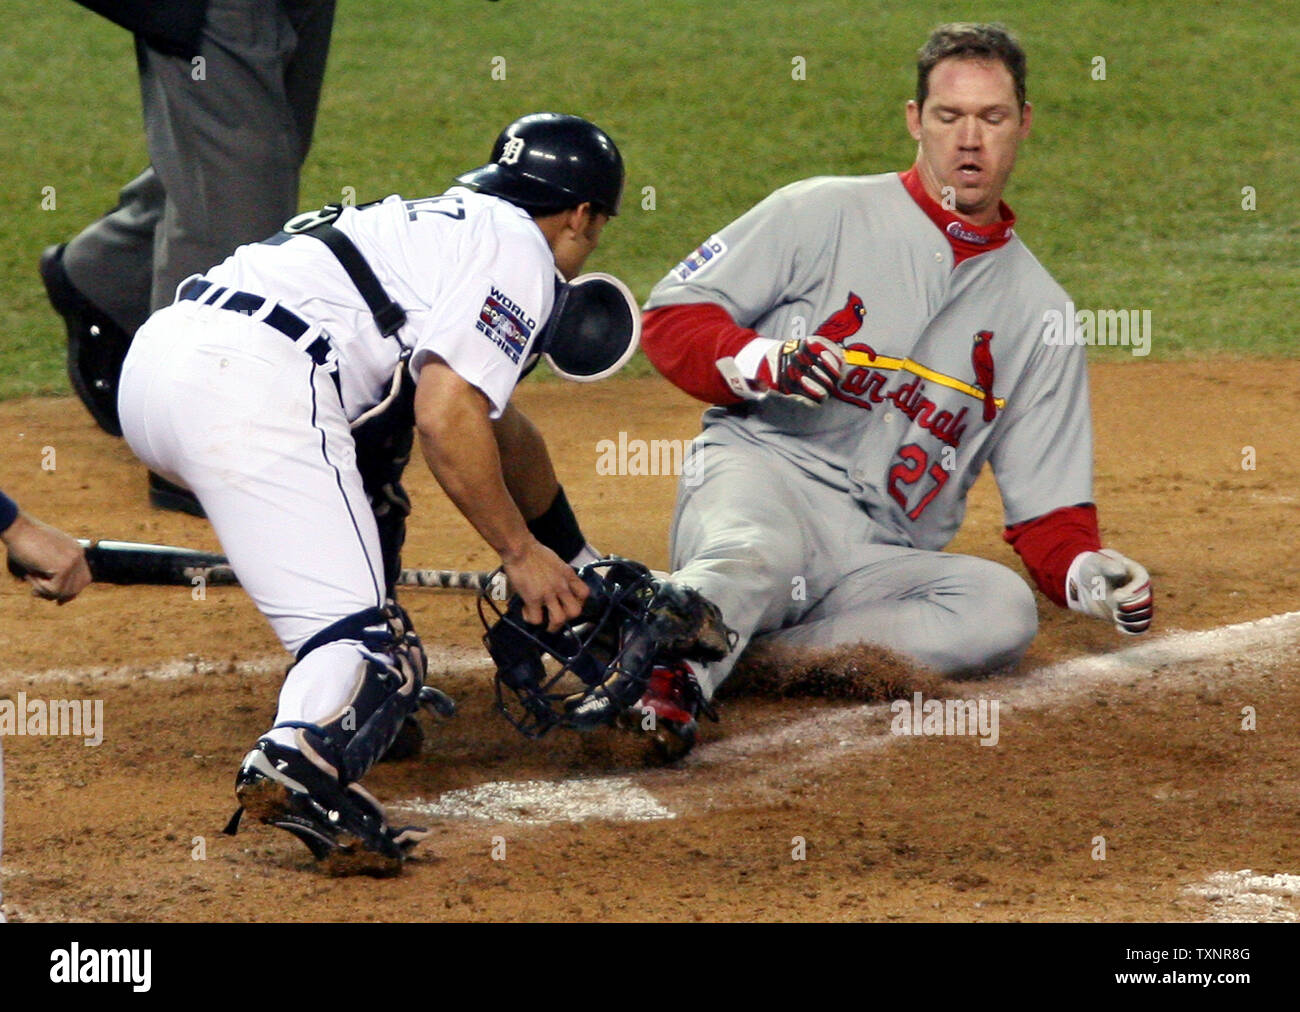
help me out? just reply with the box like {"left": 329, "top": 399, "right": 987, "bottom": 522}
{"left": 1004, "top": 507, "right": 1152, "bottom": 635}
{"left": 1002, "top": 503, "right": 1101, "bottom": 607}
{"left": 492, "top": 403, "right": 599, "bottom": 566}
{"left": 990, "top": 330, "right": 1152, "bottom": 635}
{"left": 0, "top": 493, "right": 92, "bottom": 603}
{"left": 642, "top": 304, "right": 846, "bottom": 407}
{"left": 642, "top": 184, "right": 842, "bottom": 406}
{"left": 413, "top": 358, "right": 587, "bottom": 629}
{"left": 641, "top": 303, "right": 758, "bottom": 404}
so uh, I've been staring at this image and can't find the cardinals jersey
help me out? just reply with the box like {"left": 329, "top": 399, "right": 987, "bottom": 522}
{"left": 202, "top": 187, "right": 556, "bottom": 421}
{"left": 644, "top": 171, "right": 1093, "bottom": 552}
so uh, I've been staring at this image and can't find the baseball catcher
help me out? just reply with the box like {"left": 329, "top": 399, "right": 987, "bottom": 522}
{"left": 117, "top": 112, "right": 636, "bottom": 873}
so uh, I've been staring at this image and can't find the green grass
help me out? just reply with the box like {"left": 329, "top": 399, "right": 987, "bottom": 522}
{"left": 1, "top": 0, "right": 1295, "bottom": 398}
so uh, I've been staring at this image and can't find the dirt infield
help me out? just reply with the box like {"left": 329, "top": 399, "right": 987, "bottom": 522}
{"left": 2, "top": 361, "right": 1298, "bottom": 922}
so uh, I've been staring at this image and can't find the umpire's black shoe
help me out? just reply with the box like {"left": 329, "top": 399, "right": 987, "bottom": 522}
{"left": 147, "top": 471, "right": 206, "bottom": 518}
{"left": 226, "top": 737, "right": 428, "bottom": 876}
{"left": 38, "top": 243, "right": 132, "bottom": 437}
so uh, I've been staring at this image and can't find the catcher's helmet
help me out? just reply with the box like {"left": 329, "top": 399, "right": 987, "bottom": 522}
{"left": 479, "top": 558, "right": 736, "bottom": 739}
{"left": 456, "top": 112, "right": 625, "bottom": 216}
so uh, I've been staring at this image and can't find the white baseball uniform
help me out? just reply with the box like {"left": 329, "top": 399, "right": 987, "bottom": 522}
{"left": 118, "top": 187, "right": 556, "bottom": 742}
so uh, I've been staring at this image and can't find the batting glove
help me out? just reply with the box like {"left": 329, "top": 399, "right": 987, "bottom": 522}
{"left": 1066, "top": 548, "right": 1154, "bottom": 635}
{"left": 755, "top": 336, "right": 846, "bottom": 405}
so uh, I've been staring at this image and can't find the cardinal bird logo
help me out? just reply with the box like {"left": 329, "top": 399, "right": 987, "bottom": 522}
{"left": 971, "top": 330, "right": 997, "bottom": 422}
{"left": 815, "top": 291, "right": 875, "bottom": 360}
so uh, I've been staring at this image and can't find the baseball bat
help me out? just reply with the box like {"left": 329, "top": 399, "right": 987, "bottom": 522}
{"left": 5, "top": 538, "right": 508, "bottom": 596}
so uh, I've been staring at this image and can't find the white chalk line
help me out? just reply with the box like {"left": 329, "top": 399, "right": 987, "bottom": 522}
{"left": 386, "top": 609, "right": 1300, "bottom": 834}
{"left": 692, "top": 609, "right": 1300, "bottom": 768}
{"left": 1183, "top": 871, "right": 1300, "bottom": 923}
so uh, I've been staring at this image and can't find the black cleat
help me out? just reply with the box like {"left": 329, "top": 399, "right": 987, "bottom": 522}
{"left": 229, "top": 738, "right": 427, "bottom": 876}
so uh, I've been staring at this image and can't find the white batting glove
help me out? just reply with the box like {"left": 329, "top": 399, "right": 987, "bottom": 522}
{"left": 1065, "top": 548, "right": 1154, "bottom": 636}
{"left": 754, "top": 337, "right": 846, "bottom": 405}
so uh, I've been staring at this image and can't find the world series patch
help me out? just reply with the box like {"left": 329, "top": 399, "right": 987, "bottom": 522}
{"left": 475, "top": 286, "right": 536, "bottom": 363}
{"left": 672, "top": 235, "right": 728, "bottom": 282}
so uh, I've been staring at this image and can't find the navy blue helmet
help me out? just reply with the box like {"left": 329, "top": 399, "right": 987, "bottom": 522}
{"left": 457, "top": 112, "right": 624, "bottom": 216}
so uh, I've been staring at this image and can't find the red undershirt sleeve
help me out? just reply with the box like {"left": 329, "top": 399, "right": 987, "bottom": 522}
{"left": 1003, "top": 503, "right": 1103, "bottom": 608}
{"left": 641, "top": 303, "right": 759, "bottom": 405}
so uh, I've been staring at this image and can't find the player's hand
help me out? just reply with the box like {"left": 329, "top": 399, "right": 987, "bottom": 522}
{"left": 500, "top": 537, "right": 589, "bottom": 631}
{"left": 756, "top": 336, "right": 846, "bottom": 405}
{"left": 1, "top": 513, "right": 92, "bottom": 604}
{"left": 1066, "top": 548, "right": 1153, "bottom": 635}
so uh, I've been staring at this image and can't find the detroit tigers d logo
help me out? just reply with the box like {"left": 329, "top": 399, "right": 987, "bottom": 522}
{"left": 499, "top": 137, "right": 525, "bottom": 165}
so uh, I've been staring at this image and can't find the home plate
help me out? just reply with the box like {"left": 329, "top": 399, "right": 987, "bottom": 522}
{"left": 400, "top": 777, "right": 676, "bottom": 825}
{"left": 1183, "top": 870, "right": 1300, "bottom": 922}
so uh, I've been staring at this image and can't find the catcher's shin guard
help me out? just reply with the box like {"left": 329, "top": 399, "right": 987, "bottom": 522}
{"left": 224, "top": 604, "right": 448, "bottom": 871}
{"left": 284, "top": 602, "right": 454, "bottom": 781}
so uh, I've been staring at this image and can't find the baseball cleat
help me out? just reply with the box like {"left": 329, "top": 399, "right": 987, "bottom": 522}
{"left": 226, "top": 738, "right": 427, "bottom": 876}
{"left": 147, "top": 471, "right": 207, "bottom": 518}
{"left": 624, "top": 661, "right": 718, "bottom": 762}
{"left": 39, "top": 243, "right": 132, "bottom": 437}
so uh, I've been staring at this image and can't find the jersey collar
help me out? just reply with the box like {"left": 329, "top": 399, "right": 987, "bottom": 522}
{"left": 899, "top": 165, "right": 1015, "bottom": 265}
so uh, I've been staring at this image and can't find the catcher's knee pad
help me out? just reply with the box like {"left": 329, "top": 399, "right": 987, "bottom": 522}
{"left": 278, "top": 603, "right": 428, "bottom": 785}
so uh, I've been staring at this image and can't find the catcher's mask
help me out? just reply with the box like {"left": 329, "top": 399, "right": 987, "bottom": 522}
{"left": 479, "top": 558, "right": 664, "bottom": 738}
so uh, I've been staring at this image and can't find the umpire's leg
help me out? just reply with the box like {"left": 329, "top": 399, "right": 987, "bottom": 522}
{"left": 61, "top": 167, "right": 163, "bottom": 339}
{"left": 139, "top": 0, "right": 335, "bottom": 310}
{"left": 60, "top": 1, "right": 336, "bottom": 331}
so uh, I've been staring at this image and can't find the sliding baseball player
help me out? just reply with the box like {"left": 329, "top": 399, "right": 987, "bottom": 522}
{"left": 633, "top": 24, "right": 1153, "bottom": 759}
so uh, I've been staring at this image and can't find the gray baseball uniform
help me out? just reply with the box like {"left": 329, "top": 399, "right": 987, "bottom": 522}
{"left": 645, "top": 171, "right": 1092, "bottom": 690}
